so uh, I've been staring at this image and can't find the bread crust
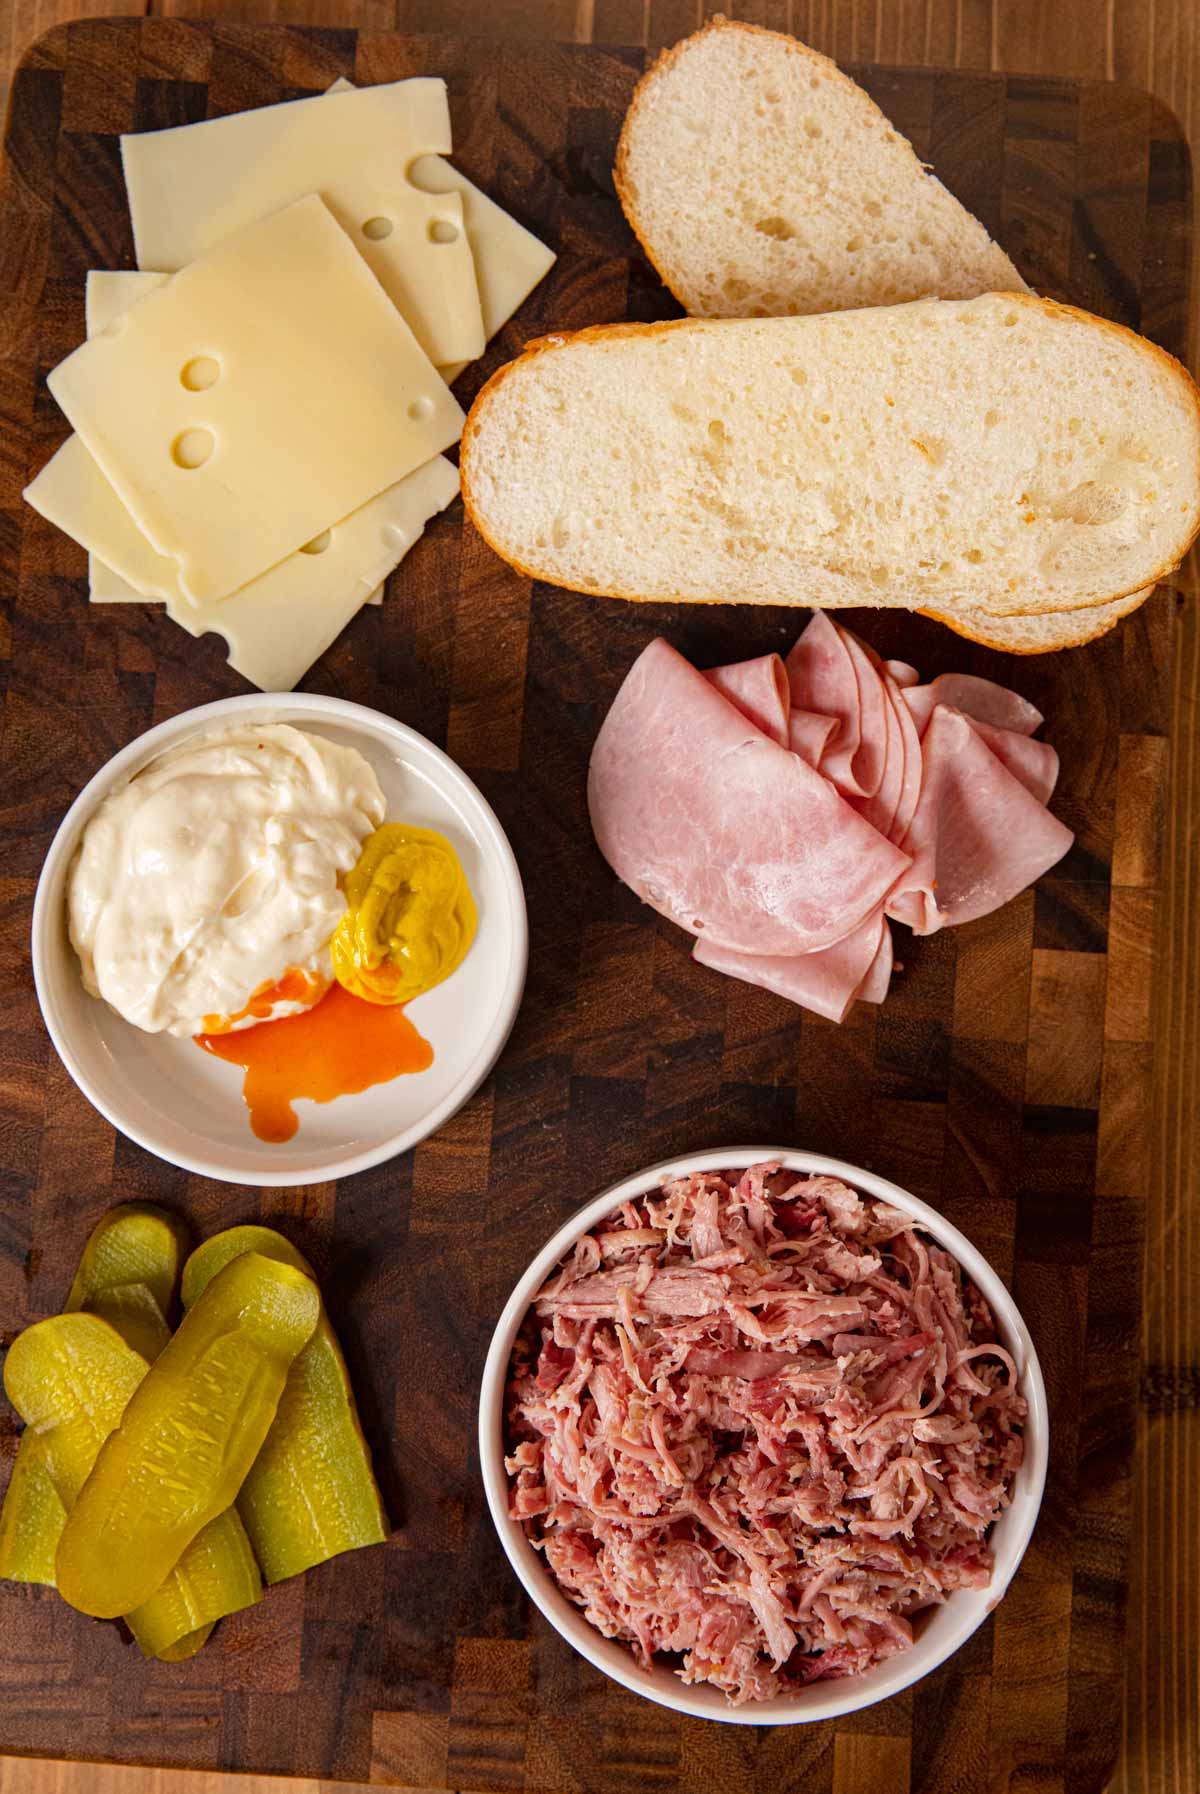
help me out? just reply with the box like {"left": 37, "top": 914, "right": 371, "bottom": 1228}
{"left": 460, "top": 298, "right": 1200, "bottom": 622}
{"left": 920, "top": 612, "right": 1121, "bottom": 653}
{"left": 920, "top": 585, "right": 1152, "bottom": 653}
{"left": 613, "top": 15, "right": 1023, "bottom": 315}
{"left": 614, "top": 18, "right": 849, "bottom": 312}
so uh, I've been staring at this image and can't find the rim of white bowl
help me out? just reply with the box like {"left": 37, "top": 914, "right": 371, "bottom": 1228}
{"left": 478, "top": 1145, "right": 1049, "bottom": 1726}
{"left": 31, "top": 693, "right": 529, "bottom": 1187}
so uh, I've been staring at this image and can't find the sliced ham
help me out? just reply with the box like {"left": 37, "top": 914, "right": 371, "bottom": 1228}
{"left": 884, "top": 672, "right": 925, "bottom": 846}
{"left": 887, "top": 705, "right": 1073, "bottom": 934}
{"left": 902, "top": 673, "right": 1042, "bottom": 739}
{"left": 693, "top": 912, "right": 889, "bottom": 1025}
{"left": 834, "top": 625, "right": 890, "bottom": 803}
{"left": 703, "top": 653, "right": 790, "bottom": 747}
{"left": 856, "top": 920, "right": 894, "bottom": 1005}
{"left": 589, "top": 617, "right": 1072, "bottom": 1023}
{"left": 968, "top": 717, "right": 1060, "bottom": 806}
{"left": 845, "top": 640, "right": 905, "bottom": 839}
{"left": 785, "top": 613, "right": 867, "bottom": 795}
{"left": 788, "top": 709, "right": 838, "bottom": 768}
{"left": 588, "top": 638, "right": 911, "bottom": 957}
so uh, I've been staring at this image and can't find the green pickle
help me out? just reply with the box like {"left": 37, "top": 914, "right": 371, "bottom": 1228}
{"left": 0, "top": 1433, "right": 63, "bottom": 1585}
{"left": 183, "top": 1227, "right": 390, "bottom": 1583}
{"left": 3, "top": 1311, "right": 261, "bottom": 1656}
{"left": 124, "top": 1510, "right": 259, "bottom": 1658}
{"left": 86, "top": 1279, "right": 171, "bottom": 1364}
{"left": 65, "top": 1203, "right": 190, "bottom": 1320}
{"left": 55, "top": 1253, "right": 318, "bottom": 1618}
{"left": 0, "top": 1205, "right": 185, "bottom": 1592}
{"left": 155, "top": 1626, "right": 213, "bottom": 1662}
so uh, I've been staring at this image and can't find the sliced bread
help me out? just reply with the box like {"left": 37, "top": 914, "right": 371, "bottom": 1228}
{"left": 615, "top": 17, "right": 1025, "bottom": 321}
{"left": 461, "top": 295, "right": 1200, "bottom": 621}
{"left": 926, "top": 586, "right": 1153, "bottom": 654}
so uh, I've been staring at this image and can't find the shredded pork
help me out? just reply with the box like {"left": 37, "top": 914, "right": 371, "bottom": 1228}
{"left": 504, "top": 1164, "right": 1025, "bottom": 1704}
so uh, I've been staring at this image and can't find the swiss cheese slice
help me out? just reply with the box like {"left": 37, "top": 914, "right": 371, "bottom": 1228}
{"left": 83, "top": 270, "right": 185, "bottom": 602}
{"left": 47, "top": 195, "right": 463, "bottom": 605}
{"left": 167, "top": 456, "right": 459, "bottom": 690}
{"left": 90, "top": 557, "right": 387, "bottom": 610}
{"left": 328, "top": 78, "right": 555, "bottom": 366}
{"left": 121, "top": 80, "right": 485, "bottom": 367}
{"left": 41, "top": 270, "right": 457, "bottom": 688}
{"left": 89, "top": 460, "right": 454, "bottom": 688}
{"left": 28, "top": 432, "right": 180, "bottom": 599}
{"left": 90, "top": 462, "right": 455, "bottom": 687}
{"left": 86, "top": 268, "right": 165, "bottom": 332}
{"left": 412, "top": 158, "right": 555, "bottom": 346}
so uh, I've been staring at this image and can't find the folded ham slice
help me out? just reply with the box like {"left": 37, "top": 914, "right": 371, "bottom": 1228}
{"left": 856, "top": 921, "right": 894, "bottom": 1005}
{"left": 887, "top": 705, "right": 1074, "bottom": 935}
{"left": 788, "top": 709, "right": 838, "bottom": 768}
{"left": 588, "top": 638, "right": 911, "bottom": 957}
{"left": 968, "top": 717, "right": 1060, "bottom": 806}
{"left": 588, "top": 617, "right": 1073, "bottom": 1021}
{"left": 785, "top": 613, "right": 873, "bottom": 797}
{"left": 884, "top": 672, "right": 923, "bottom": 845}
{"left": 847, "top": 648, "right": 905, "bottom": 840}
{"left": 902, "top": 673, "right": 1042, "bottom": 738}
{"left": 694, "top": 913, "right": 889, "bottom": 1025}
{"left": 832, "top": 626, "right": 890, "bottom": 802}
{"left": 703, "top": 653, "right": 790, "bottom": 747}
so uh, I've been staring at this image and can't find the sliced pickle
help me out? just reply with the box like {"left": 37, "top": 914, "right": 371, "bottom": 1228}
{"left": 55, "top": 1254, "right": 318, "bottom": 1618}
{"left": 65, "top": 1204, "right": 190, "bottom": 1321}
{"left": 0, "top": 1433, "right": 63, "bottom": 1585}
{"left": 124, "top": 1508, "right": 260, "bottom": 1658}
{"left": 155, "top": 1625, "right": 214, "bottom": 1662}
{"left": 183, "top": 1227, "right": 390, "bottom": 1582}
{"left": 1, "top": 1203, "right": 187, "bottom": 1591}
{"left": 85, "top": 1280, "right": 171, "bottom": 1365}
{"left": 3, "top": 1312, "right": 261, "bottom": 1655}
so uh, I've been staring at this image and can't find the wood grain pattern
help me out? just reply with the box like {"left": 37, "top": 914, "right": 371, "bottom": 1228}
{"left": 0, "top": 7, "right": 1194, "bottom": 1794}
{"left": 0, "top": 1766, "right": 384, "bottom": 1794}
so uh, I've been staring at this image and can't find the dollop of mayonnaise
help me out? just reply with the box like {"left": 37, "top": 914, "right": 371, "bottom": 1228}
{"left": 68, "top": 722, "right": 385, "bottom": 1037}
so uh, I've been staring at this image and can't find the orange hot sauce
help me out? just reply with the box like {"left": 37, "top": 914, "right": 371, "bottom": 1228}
{"left": 200, "top": 966, "right": 329, "bottom": 1035}
{"left": 196, "top": 982, "right": 433, "bottom": 1144}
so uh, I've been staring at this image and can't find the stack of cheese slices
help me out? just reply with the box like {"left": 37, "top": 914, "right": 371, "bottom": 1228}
{"left": 25, "top": 77, "right": 555, "bottom": 691}
{"left": 461, "top": 19, "right": 1200, "bottom": 653}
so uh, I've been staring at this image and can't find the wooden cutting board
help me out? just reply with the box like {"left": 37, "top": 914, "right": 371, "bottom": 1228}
{"left": 0, "top": 20, "right": 1185, "bottom": 1794}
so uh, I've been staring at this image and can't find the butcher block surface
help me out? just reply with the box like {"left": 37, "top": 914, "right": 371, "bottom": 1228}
{"left": 0, "top": 19, "right": 1187, "bottom": 1794}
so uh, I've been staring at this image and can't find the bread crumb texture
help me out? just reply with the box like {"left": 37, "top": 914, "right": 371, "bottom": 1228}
{"left": 462, "top": 296, "right": 1200, "bottom": 618}
{"left": 615, "top": 17, "right": 1025, "bottom": 318}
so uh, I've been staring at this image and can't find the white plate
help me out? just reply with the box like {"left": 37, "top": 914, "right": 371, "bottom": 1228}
{"left": 32, "top": 693, "right": 527, "bottom": 1185}
{"left": 479, "top": 1146, "right": 1049, "bottom": 1725}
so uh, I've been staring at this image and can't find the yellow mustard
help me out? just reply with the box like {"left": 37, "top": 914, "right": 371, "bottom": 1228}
{"left": 331, "top": 824, "right": 477, "bottom": 1005}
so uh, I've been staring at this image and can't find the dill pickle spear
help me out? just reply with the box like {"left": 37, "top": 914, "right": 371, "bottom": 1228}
{"left": 0, "top": 1285, "right": 166, "bottom": 1584}
{"left": 85, "top": 1280, "right": 171, "bottom": 1364}
{"left": 0, "top": 1433, "right": 62, "bottom": 1585}
{"left": 155, "top": 1626, "right": 212, "bottom": 1662}
{"left": 3, "top": 1311, "right": 261, "bottom": 1656}
{"left": 123, "top": 1507, "right": 259, "bottom": 1658}
{"left": 55, "top": 1253, "right": 318, "bottom": 1618}
{"left": 1, "top": 1202, "right": 187, "bottom": 1591}
{"left": 183, "top": 1227, "right": 390, "bottom": 1582}
{"left": 65, "top": 1204, "right": 190, "bottom": 1321}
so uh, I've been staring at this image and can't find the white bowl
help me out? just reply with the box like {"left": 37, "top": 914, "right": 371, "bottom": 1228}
{"left": 479, "top": 1145, "right": 1048, "bottom": 1725}
{"left": 32, "top": 693, "right": 527, "bottom": 1186}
